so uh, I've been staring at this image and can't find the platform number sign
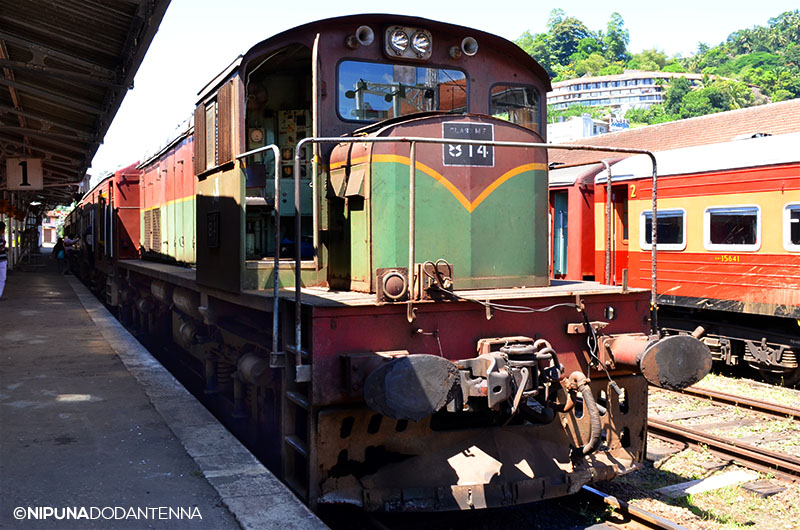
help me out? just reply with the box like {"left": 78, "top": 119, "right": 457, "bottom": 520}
{"left": 6, "top": 158, "right": 44, "bottom": 190}
{"left": 442, "top": 122, "right": 494, "bottom": 167}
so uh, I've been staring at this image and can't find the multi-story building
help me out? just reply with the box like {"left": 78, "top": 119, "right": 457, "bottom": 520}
{"left": 548, "top": 71, "right": 705, "bottom": 111}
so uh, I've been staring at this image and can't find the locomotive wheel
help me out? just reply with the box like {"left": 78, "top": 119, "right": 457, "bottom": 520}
{"left": 756, "top": 367, "right": 800, "bottom": 388}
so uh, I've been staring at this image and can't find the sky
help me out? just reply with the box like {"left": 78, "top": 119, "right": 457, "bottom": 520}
{"left": 87, "top": 0, "right": 798, "bottom": 181}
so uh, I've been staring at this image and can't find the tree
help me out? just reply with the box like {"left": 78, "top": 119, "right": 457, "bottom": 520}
{"left": 515, "top": 31, "right": 556, "bottom": 78}
{"left": 662, "top": 61, "right": 687, "bottom": 73}
{"left": 627, "top": 49, "right": 668, "bottom": 71}
{"left": 599, "top": 63, "right": 625, "bottom": 75}
{"left": 571, "top": 37, "right": 603, "bottom": 61}
{"left": 679, "top": 90, "right": 715, "bottom": 118}
{"left": 604, "top": 12, "right": 630, "bottom": 62}
{"left": 573, "top": 53, "right": 609, "bottom": 76}
{"left": 625, "top": 104, "right": 678, "bottom": 125}
{"left": 663, "top": 77, "right": 692, "bottom": 115}
{"left": 547, "top": 10, "right": 594, "bottom": 65}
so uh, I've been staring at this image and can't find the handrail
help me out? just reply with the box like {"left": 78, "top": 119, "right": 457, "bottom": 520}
{"left": 603, "top": 159, "right": 612, "bottom": 286}
{"left": 243, "top": 136, "right": 659, "bottom": 380}
{"left": 236, "top": 144, "right": 282, "bottom": 358}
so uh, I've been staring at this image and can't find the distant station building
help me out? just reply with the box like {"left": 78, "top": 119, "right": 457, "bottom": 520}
{"left": 548, "top": 71, "right": 705, "bottom": 112}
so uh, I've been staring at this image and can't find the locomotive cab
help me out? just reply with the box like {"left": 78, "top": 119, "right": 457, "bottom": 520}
{"left": 191, "top": 15, "right": 551, "bottom": 294}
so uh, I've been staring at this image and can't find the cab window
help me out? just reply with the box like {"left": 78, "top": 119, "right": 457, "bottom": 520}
{"left": 338, "top": 60, "right": 467, "bottom": 122}
{"left": 490, "top": 84, "right": 541, "bottom": 135}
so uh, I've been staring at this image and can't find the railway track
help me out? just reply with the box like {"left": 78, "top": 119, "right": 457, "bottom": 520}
{"left": 350, "top": 488, "right": 690, "bottom": 530}
{"left": 648, "top": 386, "right": 800, "bottom": 482}
{"left": 581, "top": 486, "right": 690, "bottom": 530}
{"left": 674, "top": 386, "right": 800, "bottom": 420}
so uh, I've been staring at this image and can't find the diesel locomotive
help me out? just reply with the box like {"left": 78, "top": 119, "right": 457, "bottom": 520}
{"left": 66, "top": 14, "right": 710, "bottom": 511}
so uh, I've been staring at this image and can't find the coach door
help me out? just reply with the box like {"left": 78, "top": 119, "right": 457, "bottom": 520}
{"left": 610, "top": 184, "right": 629, "bottom": 285}
{"left": 552, "top": 191, "right": 568, "bottom": 278}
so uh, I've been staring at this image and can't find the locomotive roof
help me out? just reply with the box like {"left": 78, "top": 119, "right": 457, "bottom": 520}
{"left": 596, "top": 131, "right": 800, "bottom": 183}
{"left": 229, "top": 14, "right": 550, "bottom": 91}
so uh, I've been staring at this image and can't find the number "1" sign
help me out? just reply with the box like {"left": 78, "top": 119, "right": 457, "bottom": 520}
{"left": 5, "top": 158, "right": 43, "bottom": 190}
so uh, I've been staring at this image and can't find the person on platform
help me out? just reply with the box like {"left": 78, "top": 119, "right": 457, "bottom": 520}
{"left": 0, "top": 221, "right": 7, "bottom": 301}
{"left": 63, "top": 235, "right": 77, "bottom": 274}
{"left": 52, "top": 237, "right": 66, "bottom": 274}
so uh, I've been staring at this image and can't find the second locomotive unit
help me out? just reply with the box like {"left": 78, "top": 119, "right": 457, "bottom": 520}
{"left": 67, "top": 14, "right": 710, "bottom": 511}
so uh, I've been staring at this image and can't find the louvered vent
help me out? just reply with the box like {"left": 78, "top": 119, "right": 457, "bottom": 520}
{"left": 144, "top": 210, "right": 152, "bottom": 251}
{"left": 152, "top": 207, "right": 161, "bottom": 252}
{"left": 217, "top": 82, "right": 233, "bottom": 164}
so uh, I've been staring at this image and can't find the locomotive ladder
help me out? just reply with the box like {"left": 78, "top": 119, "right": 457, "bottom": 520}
{"left": 282, "top": 343, "right": 314, "bottom": 501}
{"left": 237, "top": 144, "right": 314, "bottom": 500}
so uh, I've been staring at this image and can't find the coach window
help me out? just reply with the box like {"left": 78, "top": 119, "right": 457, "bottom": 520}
{"left": 784, "top": 203, "right": 800, "bottom": 251}
{"left": 640, "top": 209, "right": 685, "bottom": 251}
{"left": 704, "top": 206, "right": 761, "bottom": 252}
{"left": 490, "top": 84, "right": 541, "bottom": 135}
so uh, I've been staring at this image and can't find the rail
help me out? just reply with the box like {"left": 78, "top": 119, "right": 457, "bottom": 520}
{"left": 648, "top": 416, "right": 800, "bottom": 481}
{"left": 241, "top": 136, "right": 659, "bottom": 382}
{"left": 582, "top": 485, "right": 690, "bottom": 530}
{"left": 663, "top": 386, "right": 800, "bottom": 421}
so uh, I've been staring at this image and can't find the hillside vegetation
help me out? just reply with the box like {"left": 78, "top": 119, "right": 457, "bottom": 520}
{"left": 516, "top": 9, "right": 800, "bottom": 125}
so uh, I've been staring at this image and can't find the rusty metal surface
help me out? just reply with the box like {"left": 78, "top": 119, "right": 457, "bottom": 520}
{"left": 605, "top": 334, "right": 712, "bottom": 390}
{"left": 363, "top": 354, "right": 460, "bottom": 421}
{"left": 315, "top": 375, "right": 649, "bottom": 510}
{"left": 0, "top": 0, "right": 170, "bottom": 206}
{"left": 639, "top": 335, "right": 712, "bottom": 390}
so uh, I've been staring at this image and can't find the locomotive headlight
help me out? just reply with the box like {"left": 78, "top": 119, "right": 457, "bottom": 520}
{"left": 411, "top": 32, "right": 431, "bottom": 56}
{"left": 386, "top": 26, "right": 433, "bottom": 59}
{"left": 389, "top": 29, "right": 409, "bottom": 54}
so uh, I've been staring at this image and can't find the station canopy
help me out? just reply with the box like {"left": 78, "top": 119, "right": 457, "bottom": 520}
{"left": 0, "top": 0, "right": 170, "bottom": 208}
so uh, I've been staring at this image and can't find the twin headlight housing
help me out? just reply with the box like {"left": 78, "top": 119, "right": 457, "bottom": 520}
{"left": 347, "top": 24, "right": 477, "bottom": 61}
{"left": 386, "top": 26, "right": 433, "bottom": 59}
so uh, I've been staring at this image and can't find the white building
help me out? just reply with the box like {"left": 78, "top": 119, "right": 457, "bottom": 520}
{"left": 548, "top": 71, "right": 705, "bottom": 112}
{"left": 547, "top": 114, "right": 610, "bottom": 143}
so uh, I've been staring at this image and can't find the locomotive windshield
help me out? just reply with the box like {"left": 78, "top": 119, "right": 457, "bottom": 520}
{"left": 338, "top": 60, "right": 467, "bottom": 122}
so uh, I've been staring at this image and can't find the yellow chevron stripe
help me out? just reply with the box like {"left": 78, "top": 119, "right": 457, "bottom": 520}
{"left": 328, "top": 155, "right": 370, "bottom": 171}
{"left": 141, "top": 195, "right": 195, "bottom": 213}
{"left": 372, "top": 154, "right": 545, "bottom": 213}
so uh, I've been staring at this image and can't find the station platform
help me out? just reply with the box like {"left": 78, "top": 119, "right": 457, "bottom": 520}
{"left": 0, "top": 255, "right": 327, "bottom": 529}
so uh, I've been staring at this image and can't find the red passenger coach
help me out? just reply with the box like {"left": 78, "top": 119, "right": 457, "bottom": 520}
{"left": 595, "top": 132, "right": 800, "bottom": 385}
{"left": 71, "top": 162, "right": 141, "bottom": 291}
{"left": 548, "top": 162, "right": 608, "bottom": 281}
{"left": 112, "top": 162, "right": 142, "bottom": 261}
{"left": 138, "top": 125, "right": 195, "bottom": 264}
